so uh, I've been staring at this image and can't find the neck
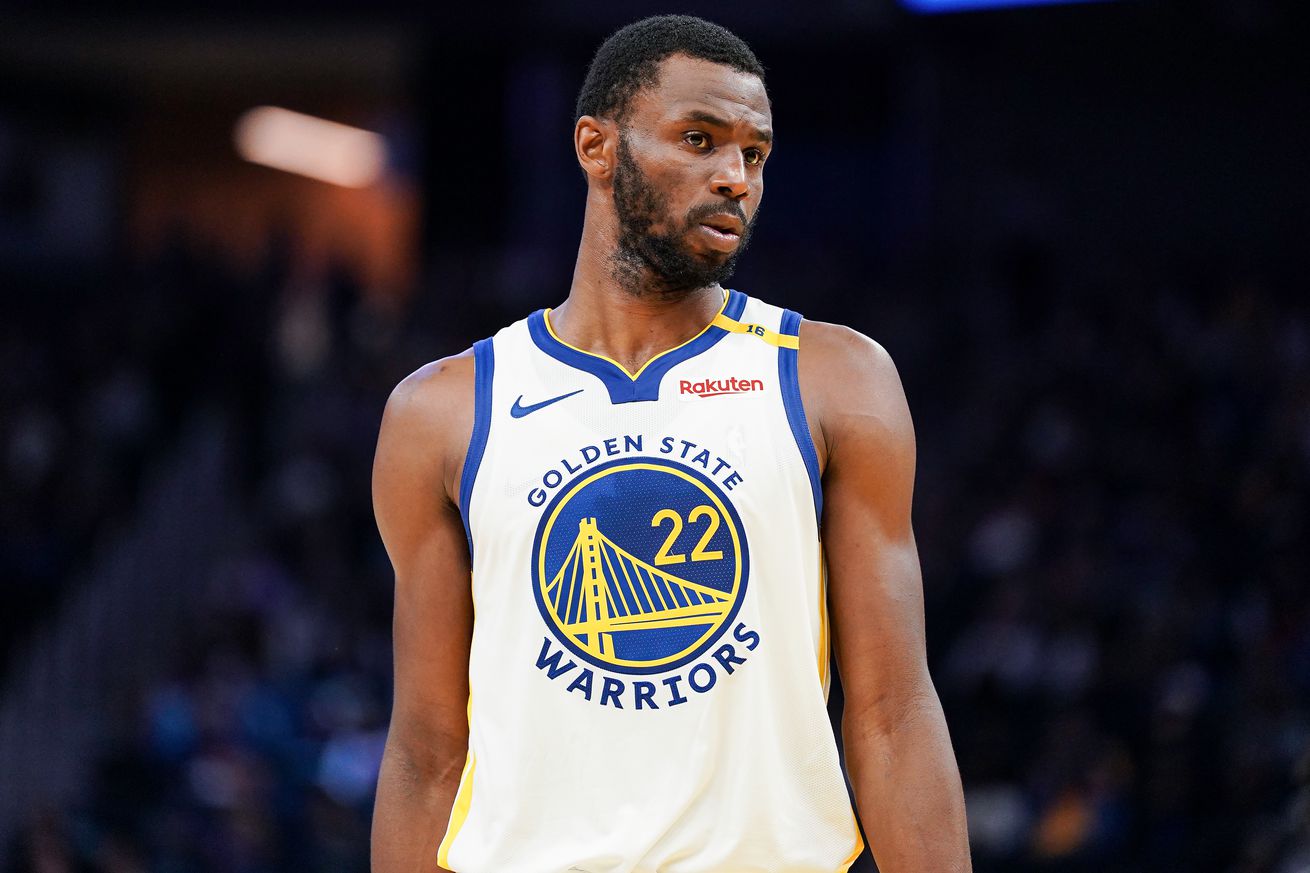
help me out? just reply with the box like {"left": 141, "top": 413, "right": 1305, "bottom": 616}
{"left": 552, "top": 197, "right": 726, "bottom": 376}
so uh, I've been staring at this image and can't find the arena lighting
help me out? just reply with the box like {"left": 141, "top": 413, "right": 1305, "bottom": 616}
{"left": 901, "top": 0, "right": 1113, "bottom": 11}
{"left": 233, "top": 106, "right": 387, "bottom": 188}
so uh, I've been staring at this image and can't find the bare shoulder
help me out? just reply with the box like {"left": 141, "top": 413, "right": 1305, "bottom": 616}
{"left": 798, "top": 319, "right": 899, "bottom": 394}
{"left": 375, "top": 348, "right": 477, "bottom": 508}
{"left": 796, "top": 320, "right": 913, "bottom": 470}
{"left": 385, "top": 348, "right": 476, "bottom": 425}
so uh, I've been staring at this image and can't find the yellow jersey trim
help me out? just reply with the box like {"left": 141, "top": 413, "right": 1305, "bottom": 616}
{"left": 542, "top": 290, "right": 731, "bottom": 380}
{"left": 839, "top": 827, "right": 867, "bottom": 870}
{"left": 820, "top": 542, "right": 863, "bottom": 872}
{"left": 818, "top": 544, "right": 831, "bottom": 693}
{"left": 436, "top": 749, "right": 477, "bottom": 868}
{"left": 710, "top": 313, "right": 801, "bottom": 349}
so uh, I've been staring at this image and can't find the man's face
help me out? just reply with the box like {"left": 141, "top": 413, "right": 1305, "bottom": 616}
{"left": 609, "top": 54, "right": 773, "bottom": 295}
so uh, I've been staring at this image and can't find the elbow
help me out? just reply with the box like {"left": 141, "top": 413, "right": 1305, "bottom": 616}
{"left": 381, "top": 722, "right": 469, "bottom": 791}
{"left": 843, "top": 681, "right": 944, "bottom": 744}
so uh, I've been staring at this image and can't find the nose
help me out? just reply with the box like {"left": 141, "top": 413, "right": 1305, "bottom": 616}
{"left": 709, "top": 148, "right": 749, "bottom": 201}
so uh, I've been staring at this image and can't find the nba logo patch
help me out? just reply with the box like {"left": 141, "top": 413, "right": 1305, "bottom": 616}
{"left": 531, "top": 456, "right": 750, "bottom": 675}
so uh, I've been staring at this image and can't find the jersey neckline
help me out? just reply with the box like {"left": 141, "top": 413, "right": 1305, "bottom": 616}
{"left": 527, "top": 288, "right": 748, "bottom": 404}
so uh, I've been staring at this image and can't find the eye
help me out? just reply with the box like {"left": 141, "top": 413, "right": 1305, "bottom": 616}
{"left": 683, "top": 131, "right": 711, "bottom": 150}
{"left": 744, "top": 148, "right": 766, "bottom": 166}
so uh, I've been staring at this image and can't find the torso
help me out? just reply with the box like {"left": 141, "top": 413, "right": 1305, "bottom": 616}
{"left": 436, "top": 289, "right": 863, "bottom": 872}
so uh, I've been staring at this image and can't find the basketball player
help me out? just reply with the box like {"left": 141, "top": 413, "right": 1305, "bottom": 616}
{"left": 371, "top": 15, "right": 971, "bottom": 873}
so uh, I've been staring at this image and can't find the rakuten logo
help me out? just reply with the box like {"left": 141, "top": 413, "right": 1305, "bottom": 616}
{"left": 679, "top": 377, "right": 765, "bottom": 398}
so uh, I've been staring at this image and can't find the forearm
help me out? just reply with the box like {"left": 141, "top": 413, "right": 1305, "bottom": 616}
{"left": 844, "top": 694, "right": 971, "bottom": 872}
{"left": 371, "top": 732, "right": 467, "bottom": 872}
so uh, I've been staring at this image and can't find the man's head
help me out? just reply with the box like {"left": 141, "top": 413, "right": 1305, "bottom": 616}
{"left": 574, "top": 16, "right": 773, "bottom": 296}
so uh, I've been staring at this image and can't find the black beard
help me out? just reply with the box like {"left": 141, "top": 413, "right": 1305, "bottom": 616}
{"left": 609, "top": 133, "right": 756, "bottom": 299}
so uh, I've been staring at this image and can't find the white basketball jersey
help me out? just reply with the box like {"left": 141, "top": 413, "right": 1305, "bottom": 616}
{"left": 439, "top": 289, "right": 864, "bottom": 872}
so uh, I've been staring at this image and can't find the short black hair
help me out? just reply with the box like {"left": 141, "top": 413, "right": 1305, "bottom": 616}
{"left": 575, "top": 15, "right": 766, "bottom": 125}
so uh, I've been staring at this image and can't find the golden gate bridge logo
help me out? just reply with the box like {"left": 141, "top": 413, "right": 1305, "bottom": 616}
{"left": 546, "top": 517, "right": 733, "bottom": 660}
{"left": 533, "top": 458, "right": 749, "bottom": 674}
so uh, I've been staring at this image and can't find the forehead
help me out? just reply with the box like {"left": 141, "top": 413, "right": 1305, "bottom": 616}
{"left": 630, "top": 53, "right": 772, "bottom": 131}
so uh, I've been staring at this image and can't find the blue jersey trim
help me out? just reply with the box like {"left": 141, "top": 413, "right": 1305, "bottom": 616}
{"left": 526, "top": 289, "right": 748, "bottom": 404}
{"left": 778, "top": 309, "right": 823, "bottom": 532}
{"left": 459, "top": 337, "right": 495, "bottom": 557}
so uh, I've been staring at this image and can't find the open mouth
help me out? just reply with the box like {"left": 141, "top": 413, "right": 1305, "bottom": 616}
{"left": 699, "top": 223, "right": 740, "bottom": 240}
{"left": 698, "top": 212, "right": 744, "bottom": 238}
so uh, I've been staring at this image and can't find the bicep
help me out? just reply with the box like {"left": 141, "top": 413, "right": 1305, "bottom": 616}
{"left": 808, "top": 329, "right": 933, "bottom": 723}
{"left": 386, "top": 497, "right": 473, "bottom": 753}
{"left": 824, "top": 485, "right": 932, "bottom": 725}
{"left": 373, "top": 371, "right": 475, "bottom": 757}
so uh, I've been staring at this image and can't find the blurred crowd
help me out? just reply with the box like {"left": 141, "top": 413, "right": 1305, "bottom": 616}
{"left": 0, "top": 236, "right": 274, "bottom": 668}
{"left": 3, "top": 227, "right": 1308, "bottom": 872}
{"left": 907, "top": 251, "right": 1310, "bottom": 872}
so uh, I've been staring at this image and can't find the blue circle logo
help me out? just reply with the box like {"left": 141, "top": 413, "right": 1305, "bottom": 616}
{"left": 532, "top": 457, "right": 750, "bottom": 674}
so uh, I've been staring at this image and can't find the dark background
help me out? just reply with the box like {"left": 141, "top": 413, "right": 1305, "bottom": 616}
{"left": 1, "top": 1, "right": 1307, "bottom": 870}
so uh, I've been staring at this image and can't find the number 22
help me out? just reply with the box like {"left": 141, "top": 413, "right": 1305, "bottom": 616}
{"left": 652, "top": 505, "right": 724, "bottom": 565}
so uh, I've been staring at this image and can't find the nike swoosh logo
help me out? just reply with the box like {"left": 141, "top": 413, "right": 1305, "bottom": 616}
{"left": 510, "top": 389, "right": 584, "bottom": 419}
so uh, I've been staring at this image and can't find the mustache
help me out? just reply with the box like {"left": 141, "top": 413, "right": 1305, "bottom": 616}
{"left": 686, "top": 201, "right": 750, "bottom": 229}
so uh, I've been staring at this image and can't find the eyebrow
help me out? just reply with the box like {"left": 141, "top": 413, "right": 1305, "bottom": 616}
{"left": 678, "top": 110, "right": 773, "bottom": 144}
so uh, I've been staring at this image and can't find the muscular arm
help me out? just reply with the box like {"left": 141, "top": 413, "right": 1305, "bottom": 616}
{"left": 370, "top": 352, "right": 476, "bottom": 873}
{"left": 799, "top": 321, "right": 971, "bottom": 872}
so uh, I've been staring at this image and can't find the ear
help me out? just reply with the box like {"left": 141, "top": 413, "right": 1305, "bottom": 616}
{"left": 574, "top": 115, "right": 617, "bottom": 182}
